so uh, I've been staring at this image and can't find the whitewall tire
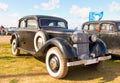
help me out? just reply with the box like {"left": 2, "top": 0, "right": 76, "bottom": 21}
{"left": 46, "top": 47, "right": 68, "bottom": 78}
{"left": 12, "top": 39, "right": 20, "bottom": 56}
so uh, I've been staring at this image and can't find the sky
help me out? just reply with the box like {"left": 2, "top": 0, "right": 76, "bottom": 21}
{"left": 0, "top": 0, "right": 120, "bottom": 29}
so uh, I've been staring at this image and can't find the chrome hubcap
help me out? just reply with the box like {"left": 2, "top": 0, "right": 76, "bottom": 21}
{"left": 50, "top": 56, "right": 59, "bottom": 71}
{"left": 12, "top": 41, "right": 16, "bottom": 51}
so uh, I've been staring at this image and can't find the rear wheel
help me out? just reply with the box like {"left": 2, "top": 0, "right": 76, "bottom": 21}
{"left": 12, "top": 39, "right": 20, "bottom": 56}
{"left": 46, "top": 47, "right": 68, "bottom": 78}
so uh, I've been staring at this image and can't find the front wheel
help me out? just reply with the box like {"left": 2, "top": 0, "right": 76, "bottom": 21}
{"left": 12, "top": 39, "right": 20, "bottom": 56}
{"left": 46, "top": 47, "right": 68, "bottom": 78}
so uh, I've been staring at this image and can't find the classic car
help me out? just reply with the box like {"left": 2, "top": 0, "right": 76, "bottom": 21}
{"left": 82, "top": 20, "right": 120, "bottom": 55}
{"left": 10, "top": 15, "right": 111, "bottom": 78}
{"left": 6, "top": 27, "right": 18, "bottom": 35}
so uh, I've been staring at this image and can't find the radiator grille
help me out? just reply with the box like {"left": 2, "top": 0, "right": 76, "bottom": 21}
{"left": 77, "top": 43, "right": 89, "bottom": 56}
{"left": 76, "top": 33, "right": 89, "bottom": 43}
{"left": 75, "top": 33, "right": 89, "bottom": 59}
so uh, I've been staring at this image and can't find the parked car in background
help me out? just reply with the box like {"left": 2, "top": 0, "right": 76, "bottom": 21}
{"left": 82, "top": 20, "right": 120, "bottom": 55}
{"left": 5, "top": 27, "right": 18, "bottom": 35}
{"left": 10, "top": 15, "right": 111, "bottom": 78}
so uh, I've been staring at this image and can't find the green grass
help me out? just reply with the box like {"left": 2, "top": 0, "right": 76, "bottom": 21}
{"left": 0, "top": 43, "right": 120, "bottom": 83}
{"left": 0, "top": 43, "right": 46, "bottom": 75}
{"left": 9, "top": 79, "right": 19, "bottom": 83}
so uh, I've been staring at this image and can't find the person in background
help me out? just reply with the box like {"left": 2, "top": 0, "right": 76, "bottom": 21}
{"left": 0, "top": 25, "right": 5, "bottom": 36}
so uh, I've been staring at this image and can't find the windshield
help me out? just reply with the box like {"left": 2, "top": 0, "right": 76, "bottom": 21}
{"left": 39, "top": 18, "right": 67, "bottom": 28}
{"left": 83, "top": 23, "right": 99, "bottom": 31}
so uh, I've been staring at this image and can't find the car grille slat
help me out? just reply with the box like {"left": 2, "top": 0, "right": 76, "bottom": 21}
{"left": 75, "top": 33, "right": 89, "bottom": 58}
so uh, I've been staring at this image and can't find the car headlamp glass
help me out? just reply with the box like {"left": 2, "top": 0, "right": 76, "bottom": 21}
{"left": 71, "top": 31, "right": 80, "bottom": 43}
{"left": 91, "top": 34, "right": 97, "bottom": 42}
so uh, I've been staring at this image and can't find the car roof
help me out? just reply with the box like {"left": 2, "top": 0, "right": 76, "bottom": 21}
{"left": 19, "top": 15, "right": 67, "bottom": 22}
{"left": 83, "top": 20, "right": 120, "bottom": 25}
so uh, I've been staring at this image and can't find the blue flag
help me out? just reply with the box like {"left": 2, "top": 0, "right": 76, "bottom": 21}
{"left": 89, "top": 11, "right": 103, "bottom": 21}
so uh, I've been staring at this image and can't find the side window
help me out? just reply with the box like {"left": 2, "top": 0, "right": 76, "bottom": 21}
{"left": 27, "top": 19, "right": 37, "bottom": 28}
{"left": 117, "top": 22, "right": 120, "bottom": 31}
{"left": 89, "top": 23, "right": 99, "bottom": 31}
{"left": 89, "top": 24, "right": 94, "bottom": 30}
{"left": 109, "top": 24, "right": 114, "bottom": 31}
{"left": 20, "top": 20, "right": 25, "bottom": 28}
{"left": 83, "top": 24, "right": 89, "bottom": 30}
{"left": 101, "top": 24, "right": 114, "bottom": 31}
{"left": 118, "top": 26, "right": 120, "bottom": 31}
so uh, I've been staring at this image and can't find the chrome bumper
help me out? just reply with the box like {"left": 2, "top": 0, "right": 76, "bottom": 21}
{"left": 67, "top": 55, "right": 111, "bottom": 67}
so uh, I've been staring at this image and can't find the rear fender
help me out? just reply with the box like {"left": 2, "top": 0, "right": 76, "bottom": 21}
{"left": 34, "top": 37, "right": 77, "bottom": 59}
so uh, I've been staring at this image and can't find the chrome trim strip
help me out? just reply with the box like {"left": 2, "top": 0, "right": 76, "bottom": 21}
{"left": 67, "top": 55, "right": 111, "bottom": 67}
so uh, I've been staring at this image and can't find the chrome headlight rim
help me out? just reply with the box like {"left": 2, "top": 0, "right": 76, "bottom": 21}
{"left": 71, "top": 32, "right": 78, "bottom": 43}
{"left": 91, "top": 34, "right": 97, "bottom": 42}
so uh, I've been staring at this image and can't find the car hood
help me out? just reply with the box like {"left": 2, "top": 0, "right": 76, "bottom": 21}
{"left": 42, "top": 27, "right": 83, "bottom": 35}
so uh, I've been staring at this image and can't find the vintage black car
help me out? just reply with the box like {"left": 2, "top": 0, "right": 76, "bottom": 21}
{"left": 10, "top": 15, "right": 111, "bottom": 78}
{"left": 82, "top": 20, "right": 120, "bottom": 55}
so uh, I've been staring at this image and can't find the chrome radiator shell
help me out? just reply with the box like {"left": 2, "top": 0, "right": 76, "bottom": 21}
{"left": 73, "top": 33, "right": 89, "bottom": 59}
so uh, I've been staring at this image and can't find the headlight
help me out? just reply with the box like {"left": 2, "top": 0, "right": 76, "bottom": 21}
{"left": 71, "top": 31, "right": 81, "bottom": 43}
{"left": 91, "top": 34, "right": 97, "bottom": 42}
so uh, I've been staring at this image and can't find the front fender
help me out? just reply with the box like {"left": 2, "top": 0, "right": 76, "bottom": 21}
{"left": 34, "top": 37, "right": 77, "bottom": 59}
{"left": 89, "top": 38, "right": 108, "bottom": 57}
{"left": 96, "top": 38, "right": 108, "bottom": 54}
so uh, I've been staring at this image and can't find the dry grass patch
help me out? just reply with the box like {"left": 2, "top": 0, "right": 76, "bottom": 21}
{"left": 0, "top": 42, "right": 120, "bottom": 83}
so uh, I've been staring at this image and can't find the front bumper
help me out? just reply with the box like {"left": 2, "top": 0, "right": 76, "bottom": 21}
{"left": 67, "top": 55, "right": 111, "bottom": 67}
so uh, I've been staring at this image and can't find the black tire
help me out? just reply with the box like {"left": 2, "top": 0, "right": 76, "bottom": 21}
{"left": 46, "top": 47, "right": 68, "bottom": 78}
{"left": 12, "top": 39, "right": 20, "bottom": 56}
{"left": 34, "top": 31, "right": 47, "bottom": 52}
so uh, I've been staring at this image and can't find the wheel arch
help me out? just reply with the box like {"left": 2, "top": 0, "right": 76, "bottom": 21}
{"left": 96, "top": 38, "right": 108, "bottom": 54}
{"left": 10, "top": 33, "right": 19, "bottom": 47}
{"left": 90, "top": 38, "right": 108, "bottom": 57}
{"left": 34, "top": 37, "right": 77, "bottom": 59}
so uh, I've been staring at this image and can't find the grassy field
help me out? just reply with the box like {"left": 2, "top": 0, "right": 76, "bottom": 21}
{"left": 0, "top": 39, "right": 120, "bottom": 83}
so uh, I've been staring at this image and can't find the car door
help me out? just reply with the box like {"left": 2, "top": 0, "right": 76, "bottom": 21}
{"left": 18, "top": 18, "right": 38, "bottom": 52}
{"left": 116, "top": 22, "right": 120, "bottom": 48}
{"left": 99, "top": 23, "right": 118, "bottom": 49}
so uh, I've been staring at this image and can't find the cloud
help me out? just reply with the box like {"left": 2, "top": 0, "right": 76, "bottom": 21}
{"left": 0, "top": 2, "right": 8, "bottom": 11}
{"left": 8, "top": 13, "right": 20, "bottom": 18}
{"left": 29, "top": 5, "right": 39, "bottom": 11}
{"left": 1, "top": 13, "right": 21, "bottom": 27}
{"left": 33, "top": 5, "right": 39, "bottom": 9}
{"left": 0, "top": 14, "right": 20, "bottom": 27}
{"left": 41, "top": 0, "right": 60, "bottom": 10}
{"left": 70, "top": 5, "right": 91, "bottom": 19}
{"left": 109, "top": 1, "right": 120, "bottom": 12}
